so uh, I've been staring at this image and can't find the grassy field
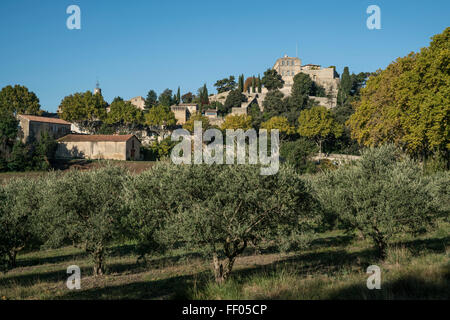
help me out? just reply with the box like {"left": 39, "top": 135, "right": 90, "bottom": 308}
{"left": 1, "top": 222, "right": 448, "bottom": 300}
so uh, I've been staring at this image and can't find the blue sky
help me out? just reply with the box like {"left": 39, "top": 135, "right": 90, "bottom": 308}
{"left": 0, "top": 0, "right": 448, "bottom": 112}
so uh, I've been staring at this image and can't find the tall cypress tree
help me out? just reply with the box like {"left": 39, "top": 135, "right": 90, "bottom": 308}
{"left": 252, "top": 76, "right": 256, "bottom": 93}
{"left": 176, "top": 87, "right": 181, "bottom": 105}
{"left": 337, "top": 67, "right": 351, "bottom": 107}
{"left": 258, "top": 74, "right": 262, "bottom": 93}
{"left": 238, "top": 74, "right": 245, "bottom": 92}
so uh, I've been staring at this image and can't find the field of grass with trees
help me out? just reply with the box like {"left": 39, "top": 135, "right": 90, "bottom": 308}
{"left": 0, "top": 28, "right": 448, "bottom": 300}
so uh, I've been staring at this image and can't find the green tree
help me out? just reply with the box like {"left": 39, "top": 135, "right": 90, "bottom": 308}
{"left": 262, "top": 90, "right": 288, "bottom": 118}
{"left": 261, "top": 116, "right": 295, "bottom": 140}
{"left": 144, "top": 105, "right": 177, "bottom": 134}
{"left": 106, "top": 99, "right": 144, "bottom": 125}
{"left": 0, "top": 85, "right": 41, "bottom": 116}
{"left": 312, "top": 145, "right": 442, "bottom": 259}
{"left": 183, "top": 114, "right": 212, "bottom": 133}
{"left": 257, "top": 74, "right": 262, "bottom": 93}
{"left": 214, "top": 76, "right": 237, "bottom": 93}
{"left": 297, "top": 106, "right": 343, "bottom": 154}
{"left": 42, "top": 166, "right": 129, "bottom": 275}
{"left": 176, "top": 87, "right": 181, "bottom": 105}
{"left": 59, "top": 91, "right": 108, "bottom": 122}
{"left": 290, "top": 73, "right": 313, "bottom": 109}
{"left": 156, "top": 163, "right": 316, "bottom": 283}
{"left": 145, "top": 90, "right": 158, "bottom": 109}
{"left": 261, "top": 69, "right": 284, "bottom": 91}
{"left": 198, "top": 84, "right": 209, "bottom": 106}
{"left": 348, "top": 27, "right": 450, "bottom": 158}
{"left": 280, "top": 138, "right": 318, "bottom": 173}
{"left": 0, "top": 178, "right": 43, "bottom": 271}
{"left": 0, "top": 109, "right": 19, "bottom": 165}
{"left": 337, "top": 67, "right": 351, "bottom": 107}
{"left": 221, "top": 114, "right": 253, "bottom": 130}
{"left": 182, "top": 92, "right": 193, "bottom": 103}
{"left": 158, "top": 89, "right": 174, "bottom": 107}
{"left": 224, "top": 89, "right": 246, "bottom": 113}
{"left": 238, "top": 74, "right": 245, "bottom": 92}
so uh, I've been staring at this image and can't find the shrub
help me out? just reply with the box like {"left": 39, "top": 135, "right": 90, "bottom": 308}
{"left": 0, "top": 178, "right": 44, "bottom": 271}
{"left": 136, "top": 163, "right": 318, "bottom": 284}
{"left": 312, "top": 145, "right": 441, "bottom": 260}
{"left": 41, "top": 165, "right": 130, "bottom": 275}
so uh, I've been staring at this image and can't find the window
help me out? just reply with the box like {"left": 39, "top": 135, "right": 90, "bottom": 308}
{"left": 282, "top": 61, "right": 285, "bottom": 66}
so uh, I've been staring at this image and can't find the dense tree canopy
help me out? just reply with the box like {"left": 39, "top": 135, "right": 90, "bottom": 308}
{"left": 298, "top": 106, "right": 343, "bottom": 154}
{"left": 146, "top": 163, "right": 317, "bottom": 283}
{"left": 261, "top": 116, "right": 295, "bottom": 140}
{"left": 214, "top": 76, "right": 237, "bottom": 93}
{"left": 59, "top": 91, "right": 108, "bottom": 122}
{"left": 0, "top": 85, "right": 41, "bottom": 116}
{"left": 158, "top": 89, "right": 174, "bottom": 107}
{"left": 261, "top": 69, "right": 284, "bottom": 91}
{"left": 221, "top": 114, "right": 252, "bottom": 130}
{"left": 224, "top": 89, "right": 246, "bottom": 113}
{"left": 348, "top": 27, "right": 450, "bottom": 158}
{"left": 144, "top": 105, "right": 176, "bottom": 128}
{"left": 42, "top": 166, "right": 129, "bottom": 275}
{"left": 106, "top": 99, "right": 144, "bottom": 125}
{"left": 144, "top": 90, "right": 158, "bottom": 109}
{"left": 183, "top": 114, "right": 212, "bottom": 133}
{"left": 312, "top": 145, "right": 444, "bottom": 259}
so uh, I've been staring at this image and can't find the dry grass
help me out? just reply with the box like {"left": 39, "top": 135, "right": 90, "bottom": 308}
{"left": 1, "top": 224, "right": 448, "bottom": 300}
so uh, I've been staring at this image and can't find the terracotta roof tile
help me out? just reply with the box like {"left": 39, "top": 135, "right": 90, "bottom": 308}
{"left": 19, "top": 115, "right": 71, "bottom": 125}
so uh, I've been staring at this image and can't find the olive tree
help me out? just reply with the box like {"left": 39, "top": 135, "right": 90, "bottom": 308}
{"left": 123, "top": 162, "right": 180, "bottom": 262}
{"left": 312, "top": 145, "right": 441, "bottom": 259}
{"left": 0, "top": 178, "right": 44, "bottom": 271}
{"left": 42, "top": 166, "right": 129, "bottom": 275}
{"left": 138, "top": 163, "right": 317, "bottom": 284}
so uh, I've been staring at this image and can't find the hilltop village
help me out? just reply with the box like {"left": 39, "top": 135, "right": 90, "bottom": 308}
{"left": 8, "top": 55, "right": 349, "bottom": 162}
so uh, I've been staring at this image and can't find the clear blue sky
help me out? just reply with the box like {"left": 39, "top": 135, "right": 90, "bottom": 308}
{"left": 0, "top": 0, "right": 448, "bottom": 112}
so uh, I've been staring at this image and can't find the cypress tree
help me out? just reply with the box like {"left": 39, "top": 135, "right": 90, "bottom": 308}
{"left": 337, "top": 67, "right": 351, "bottom": 107}
{"left": 177, "top": 87, "right": 181, "bottom": 105}
{"left": 258, "top": 74, "right": 262, "bottom": 93}
{"left": 252, "top": 76, "right": 256, "bottom": 93}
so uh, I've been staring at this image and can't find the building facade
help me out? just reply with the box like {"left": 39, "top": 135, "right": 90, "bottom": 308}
{"left": 129, "top": 96, "right": 146, "bottom": 110}
{"left": 56, "top": 134, "right": 141, "bottom": 161}
{"left": 18, "top": 115, "right": 72, "bottom": 142}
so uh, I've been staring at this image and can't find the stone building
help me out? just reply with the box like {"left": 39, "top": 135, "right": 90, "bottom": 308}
{"left": 56, "top": 134, "right": 141, "bottom": 161}
{"left": 170, "top": 103, "right": 199, "bottom": 125}
{"left": 171, "top": 106, "right": 188, "bottom": 125}
{"left": 129, "top": 96, "right": 146, "bottom": 110}
{"left": 273, "top": 55, "right": 340, "bottom": 107}
{"left": 18, "top": 114, "right": 71, "bottom": 142}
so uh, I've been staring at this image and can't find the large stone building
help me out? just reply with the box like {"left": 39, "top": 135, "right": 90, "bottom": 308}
{"left": 170, "top": 103, "right": 199, "bottom": 125}
{"left": 273, "top": 55, "right": 340, "bottom": 107}
{"left": 129, "top": 96, "right": 146, "bottom": 110}
{"left": 56, "top": 134, "right": 141, "bottom": 161}
{"left": 18, "top": 114, "right": 71, "bottom": 142}
{"left": 209, "top": 54, "right": 340, "bottom": 109}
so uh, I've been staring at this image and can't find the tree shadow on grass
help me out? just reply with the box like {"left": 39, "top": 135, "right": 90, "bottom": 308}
{"left": 0, "top": 266, "right": 93, "bottom": 287}
{"left": 58, "top": 272, "right": 211, "bottom": 300}
{"left": 393, "top": 236, "right": 450, "bottom": 256}
{"left": 327, "top": 266, "right": 450, "bottom": 300}
{"left": 17, "top": 251, "right": 90, "bottom": 268}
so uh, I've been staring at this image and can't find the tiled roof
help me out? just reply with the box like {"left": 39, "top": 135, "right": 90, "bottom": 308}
{"left": 19, "top": 114, "right": 71, "bottom": 125}
{"left": 58, "top": 134, "right": 136, "bottom": 142}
